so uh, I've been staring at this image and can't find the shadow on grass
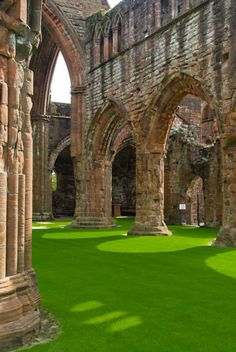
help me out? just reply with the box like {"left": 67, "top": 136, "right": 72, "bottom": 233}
{"left": 169, "top": 225, "right": 218, "bottom": 239}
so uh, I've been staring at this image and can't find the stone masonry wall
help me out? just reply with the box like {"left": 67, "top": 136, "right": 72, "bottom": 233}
{"left": 0, "top": 1, "right": 42, "bottom": 350}
{"left": 80, "top": 0, "right": 236, "bottom": 240}
{"left": 86, "top": 0, "right": 231, "bottom": 126}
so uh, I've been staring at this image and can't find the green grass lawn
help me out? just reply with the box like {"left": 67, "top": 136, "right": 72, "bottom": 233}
{"left": 20, "top": 219, "right": 236, "bottom": 352}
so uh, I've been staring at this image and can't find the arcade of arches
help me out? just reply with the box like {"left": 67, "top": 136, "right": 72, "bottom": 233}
{"left": 0, "top": 0, "right": 236, "bottom": 350}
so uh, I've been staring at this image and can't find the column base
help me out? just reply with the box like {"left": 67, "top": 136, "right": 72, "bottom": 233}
{"left": 128, "top": 222, "right": 172, "bottom": 236}
{"left": 71, "top": 217, "right": 116, "bottom": 229}
{"left": 0, "top": 270, "right": 41, "bottom": 352}
{"left": 32, "top": 213, "right": 54, "bottom": 222}
{"left": 213, "top": 227, "right": 236, "bottom": 247}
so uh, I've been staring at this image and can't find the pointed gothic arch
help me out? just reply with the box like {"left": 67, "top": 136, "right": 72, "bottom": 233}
{"left": 144, "top": 71, "right": 221, "bottom": 153}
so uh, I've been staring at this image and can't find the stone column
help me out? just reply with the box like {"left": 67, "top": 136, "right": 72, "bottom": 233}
{"left": 0, "top": 2, "right": 41, "bottom": 349}
{"left": 128, "top": 150, "right": 172, "bottom": 236}
{"left": 71, "top": 86, "right": 114, "bottom": 228}
{"left": 203, "top": 144, "right": 222, "bottom": 228}
{"left": 155, "top": 0, "right": 161, "bottom": 28}
{"left": 32, "top": 115, "right": 53, "bottom": 221}
{"left": 183, "top": 0, "right": 190, "bottom": 11}
{"left": 70, "top": 86, "right": 86, "bottom": 159}
{"left": 94, "top": 39, "right": 101, "bottom": 66}
{"left": 103, "top": 34, "right": 109, "bottom": 61}
{"left": 170, "top": 0, "right": 176, "bottom": 18}
{"left": 6, "top": 59, "right": 19, "bottom": 277}
{"left": 0, "top": 173, "right": 7, "bottom": 279}
{"left": 0, "top": 75, "right": 8, "bottom": 280}
{"left": 112, "top": 26, "right": 120, "bottom": 55}
{"left": 214, "top": 134, "right": 236, "bottom": 246}
{"left": 73, "top": 158, "right": 115, "bottom": 228}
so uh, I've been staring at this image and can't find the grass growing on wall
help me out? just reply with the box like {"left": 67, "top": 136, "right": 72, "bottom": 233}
{"left": 21, "top": 219, "right": 236, "bottom": 352}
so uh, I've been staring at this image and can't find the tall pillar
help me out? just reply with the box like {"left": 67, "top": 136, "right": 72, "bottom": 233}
{"left": 155, "top": 0, "right": 161, "bottom": 28}
{"left": 112, "top": 26, "right": 120, "bottom": 55}
{"left": 6, "top": 59, "right": 19, "bottom": 277}
{"left": 128, "top": 150, "right": 172, "bottom": 236}
{"left": 73, "top": 158, "right": 115, "bottom": 228}
{"left": 32, "top": 115, "right": 53, "bottom": 221}
{"left": 183, "top": 0, "right": 190, "bottom": 11}
{"left": 0, "top": 1, "right": 41, "bottom": 350}
{"left": 214, "top": 134, "right": 236, "bottom": 246}
{"left": 203, "top": 142, "right": 222, "bottom": 228}
{"left": 71, "top": 86, "right": 114, "bottom": 228}
{"left": 94, "top": 39, "right": 101, "bottom": 66}
{"left": 103, "top": 34, "right": 109, "bottom": 61}
{"left": 169, "top": 0, "right": 176, "bottom": 18}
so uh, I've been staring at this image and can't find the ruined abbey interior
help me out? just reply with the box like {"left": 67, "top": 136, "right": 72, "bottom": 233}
{"left": 0, "top": 0, "right": 236, "bottom": 350}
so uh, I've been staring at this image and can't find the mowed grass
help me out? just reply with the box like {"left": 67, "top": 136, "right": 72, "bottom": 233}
{"left": 20, "top": 219, "right": 236, "bottom": 352}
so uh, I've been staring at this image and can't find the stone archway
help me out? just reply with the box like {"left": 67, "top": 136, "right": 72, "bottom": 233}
{"left": 30, "top": 0, "right": 87, "bottom": 221}
{"left": 48, "top": 136, "right": 71, "bottom": 172}
{"left": 129, "top": 71, "right": 221, "bottom": 236}
{"left": 52, "top": 146, "right": 76, "bottom": 217}
{"left": 48, "top": 137, "right": 76, "bottom": 217}
{"left": 73, "top": 98, "right": 134, "bottom": 228}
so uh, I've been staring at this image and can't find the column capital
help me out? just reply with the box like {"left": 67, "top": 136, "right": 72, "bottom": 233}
{"left": 71, "top": 86, "right": 86, "bottom": 96}
{"left": 31, "top": 114, "right": 50, "bottom": 122}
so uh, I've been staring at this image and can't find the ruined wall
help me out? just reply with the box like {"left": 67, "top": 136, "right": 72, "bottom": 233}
{"left": 81, "top": 0, "right": 236, "bottom": 242}
{"left": 49, "top": 0, "right": 109, "bottom": 41}
{"left": 31, "top": 0, "right": 110, "bottom": 221}
{"left": 164, "top": 132, "right": 221, "bottom": 226}
{"left": 48, "top": 106, "right": 71, "bottom": 154}
{"left": 164, "top": 94, "right": 221, "bottom": 226}
{"left": 0, "top": 1, "right": 42, "bottom": 350}
{"left": 86, "top": 0, "right": 231, "bottom": 124}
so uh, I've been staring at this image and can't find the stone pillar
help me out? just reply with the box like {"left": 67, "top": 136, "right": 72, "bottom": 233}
{"left": 155, "top": 0, "right": 161, "bottom": 28}
{"left": 94, "top": 39, "right": 101, "bottom": 66}
{"left": 73, "top": 158, "right": 115, "bottom": 228}
{"left": 0, "top": 2, "right": 41, "bottom": 350}
{"left": 6, "top": 59, "right": 19, "bottom": 277}
{"left": 0, "top": 173, "right": 7, "bottom": 279}
{"left": 71, "top": 86, "right": 114, "bottom": 228}
{"left": 70, "top": 86, "right": 86, "bottom": 160}
{"left": 18, "top": 174, "right": 25, "bottom": 272}
{"left": 103, "top": 34, "right": 109, "bottom": 61}
{"left": 32, "top": 115, "right": 53, "bottom": 221}
{"left": 183, "top": 0, "right": 190, "bottom": 11}
{"left": 170, "top": 0, "right": 176, "bottom": 18}
{"left": 203, "top": 143, "right": 222, "bottom": 228}
{"left": 128, "top": 150, "right": 172, "bottom": 236}
{"left": 214, "top": 134, "right": 236, "bottom": 246}
{"left": 112, "top": 27, "right": 119, "bottom": 55}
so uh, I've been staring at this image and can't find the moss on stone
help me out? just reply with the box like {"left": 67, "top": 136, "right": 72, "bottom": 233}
{"left": 224, "top": 136, "right": 236, "bottom": 149}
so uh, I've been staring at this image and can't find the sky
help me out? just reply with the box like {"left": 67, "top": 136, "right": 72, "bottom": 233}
{"left": 51, "top": 0, "right": 121, "bottom": 103}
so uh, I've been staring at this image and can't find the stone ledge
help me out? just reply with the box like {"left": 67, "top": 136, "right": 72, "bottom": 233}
{"left": 0, "top": 311, "right": 40, "bottom": 352}
{"left": 128, "top": 223, "right": 172, "bottom": 236}
{"left": 0, "top": 271, "right": 41, "bottom": 352}
{"left": 71, "top": 217, "right": 116, "bottom": 228}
